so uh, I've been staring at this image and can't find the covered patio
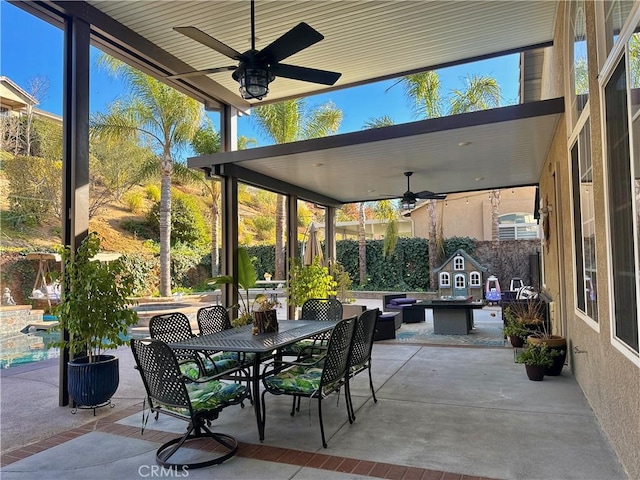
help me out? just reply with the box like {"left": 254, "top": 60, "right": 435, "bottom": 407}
{"left": 0, "top": 333, "right": 625, "bottom": 479}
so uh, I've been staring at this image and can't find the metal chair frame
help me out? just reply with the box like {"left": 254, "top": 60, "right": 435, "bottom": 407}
{"left": 131, "top": 338, "right": 247, "bottom": 469}
{"left": 345, "top": 308, "right": 379, "bottom": 422}
{"left": 260, "top": 316, "right": 356, "bottom": 448}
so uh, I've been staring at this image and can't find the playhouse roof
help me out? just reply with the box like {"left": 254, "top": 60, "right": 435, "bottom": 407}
{"left": 433, "top": 249, "right": 488, "bottom": 274}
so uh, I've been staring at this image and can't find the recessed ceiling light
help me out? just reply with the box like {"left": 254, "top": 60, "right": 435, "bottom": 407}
{"left": 475, "top": 176, "right": 485, "bottom": 181}
{"left": 367, "top": 189, "right": 376, "bottom": 193}
{"left": 458, "top": 141, "right": 472, "bottom": 147}
{"left": 312, "top": 163, "right": 324, "bottom": 167}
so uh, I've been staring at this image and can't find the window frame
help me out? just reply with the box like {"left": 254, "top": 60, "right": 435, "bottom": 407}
{"left": 568, "top": 116, "right": 600, "bottom": 331}
{"left": 454, "top": 274, "right": 466, "bottom": 289}
{"left": 469, "top": 271, "right": 481, "bottom": 287}
{"left": 439, "top": 272, "right": 450, "bottom": 288}
{"left": 453, "top": 256, "right": 465, "bottom": 271}
{"left": 599, "top": 4, "right": 640, "bottom": 365}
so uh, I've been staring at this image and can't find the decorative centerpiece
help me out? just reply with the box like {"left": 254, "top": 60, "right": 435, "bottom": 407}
{"left": 209, "top": 247, "right": 279, "bottom": 333}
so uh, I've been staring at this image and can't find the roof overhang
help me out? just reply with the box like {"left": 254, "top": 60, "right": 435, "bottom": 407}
{"left": 189, "top": 98, "right": 564, "bottom": 206}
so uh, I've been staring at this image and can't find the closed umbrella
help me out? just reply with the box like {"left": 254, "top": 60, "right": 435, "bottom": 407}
{"left": 303, "top": 224, "right": 324, "bottom": 266}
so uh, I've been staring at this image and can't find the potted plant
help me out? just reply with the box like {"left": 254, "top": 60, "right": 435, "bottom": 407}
{"left": 286, "top": 257, "right": 337, "bottom": 316}
{"left": 516, "top": 341, "right": 560, "bottom": 381}
{"left": 208, "top": 247, "right": 275, "bottom": 331}
{"left": 51, "top": 232, "right": 138, "bottom": 411}
{"left": 502, "top": 306, "right": 530, "bottom": 348}
{"left": 526, "top": 327, "right": 567, "bottom": 376}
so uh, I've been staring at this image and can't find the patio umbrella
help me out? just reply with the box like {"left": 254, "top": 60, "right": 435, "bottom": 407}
{"left": 303, "top": 224, "right": 324, "bottom": 266}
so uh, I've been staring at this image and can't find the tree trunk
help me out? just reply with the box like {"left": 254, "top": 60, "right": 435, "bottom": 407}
{"left": 158, "top": 155, "right": 173, "bottom": 297}
{"left": 358, "top": 202, "right": 366, "bottom": 285}
{"left": 210, "top": 179, "right": 220, "bottom": 276}
{"left": 275, "top": 194, "right": 285, "bottom": 280}
{"left": 491, "top": 189, "right": 501, "bottom": 241}
{"left": 428, "top": 200, "right": 438, "bottom": 290}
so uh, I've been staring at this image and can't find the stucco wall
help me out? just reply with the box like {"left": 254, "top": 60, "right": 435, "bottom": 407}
{"left": 539, "top": 2, "right": 640, "bottom": 478}
{"left": 410, "top": 188, "right": 536, "bottom": 241}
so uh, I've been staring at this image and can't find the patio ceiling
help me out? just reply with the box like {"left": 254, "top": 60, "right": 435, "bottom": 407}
{"left": 189, "top": 98, "right": 564, "bottom": 206}
{"left": 14, "top": 0, "right": 563, "bottom": 206}
{"left": 19, "top": 1, "right": 558, "bottom": 113}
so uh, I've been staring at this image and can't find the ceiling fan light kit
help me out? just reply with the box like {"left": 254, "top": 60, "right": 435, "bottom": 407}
{"left": 400, "top": 171, "right": 446, "bottom": 210}
{"left": 172, "top": 0, "right": 341, "bottom": 100}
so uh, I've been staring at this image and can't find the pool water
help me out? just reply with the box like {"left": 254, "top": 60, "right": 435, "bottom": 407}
{"left": 0, "top": 330, "right": 61, "bottom": 369}
{"left": 0, "top": 330, "right": 145, "bottom": 369}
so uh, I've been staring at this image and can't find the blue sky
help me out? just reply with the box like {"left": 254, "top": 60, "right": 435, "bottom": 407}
{"left": 1, "top": 1, "right": 519, "bottom": 157}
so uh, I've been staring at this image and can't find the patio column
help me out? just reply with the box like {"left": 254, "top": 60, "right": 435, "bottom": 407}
{"left": 286, "top": 195, "right": 298, "bottom": 319}
{"left": 60, "top": 15, "right": 91, "bottom": 407}
{"left": 325, "top": 206, "right": 336, "bottom": 265}
{"left": 220, "top": 105, "right": 239, "bottom": 312}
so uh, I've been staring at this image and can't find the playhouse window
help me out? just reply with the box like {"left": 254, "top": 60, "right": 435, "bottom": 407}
{"left": 453, "top": 256, "right": 465, "bottom": 270}
{"left": 439, "top": 272, "right": 450, "bottom": 288}
{"left": 454, "top": 274, "right": 466, "bottom": 288}
{"left": 469, "top": 272, "right": 481, "bottom": 287}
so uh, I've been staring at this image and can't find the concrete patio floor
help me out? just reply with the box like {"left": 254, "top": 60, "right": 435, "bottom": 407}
{"left": 0, "top": 308, "right": 628, "bottom": 480}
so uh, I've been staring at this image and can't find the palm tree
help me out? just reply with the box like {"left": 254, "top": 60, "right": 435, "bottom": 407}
{"left": 362, "top": 116, "right": 401, "bottom": 286}
{"left": 91, "top": 55, "right": 203, "bottom": 296}
{"left": 252, "top": 99, "right": 342, "bottom": 279}
{"left": 190, "top": 119, "right": 256, "bottom": 275}
{"left": 398, "top": 71, "right": 501, "bottom": 288}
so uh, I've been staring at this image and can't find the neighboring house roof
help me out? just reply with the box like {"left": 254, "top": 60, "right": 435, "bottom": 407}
{"left": 0, "top": 76, "right": 38, "bottom": 110}
{"left": 433, "top": 249, "right": 488, "bottom": 273}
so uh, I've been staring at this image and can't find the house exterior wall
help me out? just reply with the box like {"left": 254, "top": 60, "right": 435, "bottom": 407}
{"left": 410, "top": 187, "right": 536, "bottom": 241}
{"left": 538, "top": 2, "right": 640, "bottom": 477}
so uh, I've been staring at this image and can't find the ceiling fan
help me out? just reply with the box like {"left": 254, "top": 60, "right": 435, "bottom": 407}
{"left": 400, "top": 171, "right": 446, "bottom": 209}
{"left": 170, "top": 0, "right": 342, "bottom": 100}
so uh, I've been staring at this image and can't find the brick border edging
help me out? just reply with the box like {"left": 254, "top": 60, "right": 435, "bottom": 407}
{"left": 1, "top": 403, "right": 499, "bottom": 480}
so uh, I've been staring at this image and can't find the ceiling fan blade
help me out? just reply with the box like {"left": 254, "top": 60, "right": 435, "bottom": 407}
{"left": 416, "top": 190, "right": 447, "bottom": 200}
{"left": 167, "top": 66, "right": 236, "bottom": 80}
{"left": 271, "top": 63, "right": 341, "bottom": 85}
{"left": 258, "top": 22, "right": 323, "bottom": 63}
{"left": 174, "top": 26, "right": 244, "bottom": 60}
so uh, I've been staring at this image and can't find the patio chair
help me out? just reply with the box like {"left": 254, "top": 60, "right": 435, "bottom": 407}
{"left": 149, "top": 312, "right": 239, "bottom": 380}
{"left": 283, "top": 298, "right": 343, "bottom": 356}
{"left": 260, "top": 316, "right": 356, "bottom": 448}
{"left": 131, "top": 338, "right": 247, "bottom": 469}
{"left": 196, "top": 305, "right": 255, "bottom": 402}
{"left": 345, "top": 308, "right": 379, "bottom": 423}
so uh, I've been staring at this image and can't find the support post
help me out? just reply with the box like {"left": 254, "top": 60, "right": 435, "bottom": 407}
{"left": 60, "top": 15, "right": 91, "bottom": 407}
{"left": 286, "top": 195, "right": 298, "bottom": 319}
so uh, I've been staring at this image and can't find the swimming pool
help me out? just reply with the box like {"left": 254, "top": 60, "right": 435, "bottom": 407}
{"left": 0, "top": 330, "right": 60, "bottom": 369}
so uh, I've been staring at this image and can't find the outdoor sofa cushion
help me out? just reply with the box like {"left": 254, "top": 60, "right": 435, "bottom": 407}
{"left": 163, "top": 380, "right": 247, "bottom": 415}
{"left": 389, "top": 297, "right": 417, "bottom": 305}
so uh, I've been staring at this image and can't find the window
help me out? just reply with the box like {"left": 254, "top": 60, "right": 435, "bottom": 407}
{"left": 603, "top": 1, "right": 636, "bottom": 55}
{"left": 498, "top": 213, "right": 540, "bottom": 240}
{"left": 569, "top": 0, "right": 589, "bottom": 125}
{"left": 453, "top": 256, "right": 464, "bottom": 270}
{"left": 571, "top": 120, "right": 599, "bottom": 322}
{"left": 454, "top": 274, "right": 466, "bottom": 289}
{"left": 439, "top": 272, "right": 450, "bottom": 288}
{"left": 603, "top": 34, "right": 639, "bottom": 353}
{"left": 469, "top": 272, "right": 481, "bottom": 287}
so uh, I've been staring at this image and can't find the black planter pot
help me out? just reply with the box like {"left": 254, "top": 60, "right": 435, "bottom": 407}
{"left": 68, "top": 355, "right": 119, "bottom": 409}
{"left": 524, "top": 364, "right": 545, "bottom": 381}
{"left": 509, "top": 335, "right": 525, "bottom": 348}
{"left": 527, "top": 335, "right": 567, "bottom": 376}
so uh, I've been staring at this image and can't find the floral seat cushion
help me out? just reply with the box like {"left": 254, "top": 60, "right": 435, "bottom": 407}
{"left": 179, "top": 353, "right": 242, "bottom": 381}
{"left": 263, "top": 365, "right": 323, "bottom": 394}
{"left": 163, "top": 380, "right": 246, "bottom": 415}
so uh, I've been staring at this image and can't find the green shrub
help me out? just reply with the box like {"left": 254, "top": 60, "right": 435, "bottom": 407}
{"left": 287, "top": 257, "right": 337, "bottom": 308}
{"left": 145, "top": 184, "right": 161, "bottom": 202}
{"left": 171, "top": 242, "right": 208, "bottom": 288}
{"left": 119, "top": 252, "right": 159, "bottom": 297}
{"left": 123, "top": 191, "right": 144, "bottom": 213}
{"left": 146, "top": 190, "right": 210, "bottom": 248}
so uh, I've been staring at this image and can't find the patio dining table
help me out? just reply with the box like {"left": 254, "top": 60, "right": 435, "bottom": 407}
{"left": 168, "top": 320, "right": 337, "bottom": 441}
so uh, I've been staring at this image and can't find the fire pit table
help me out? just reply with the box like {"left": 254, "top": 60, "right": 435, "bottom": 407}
{"left": 420, "top": 297, "right": 485, "bottom": 334}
